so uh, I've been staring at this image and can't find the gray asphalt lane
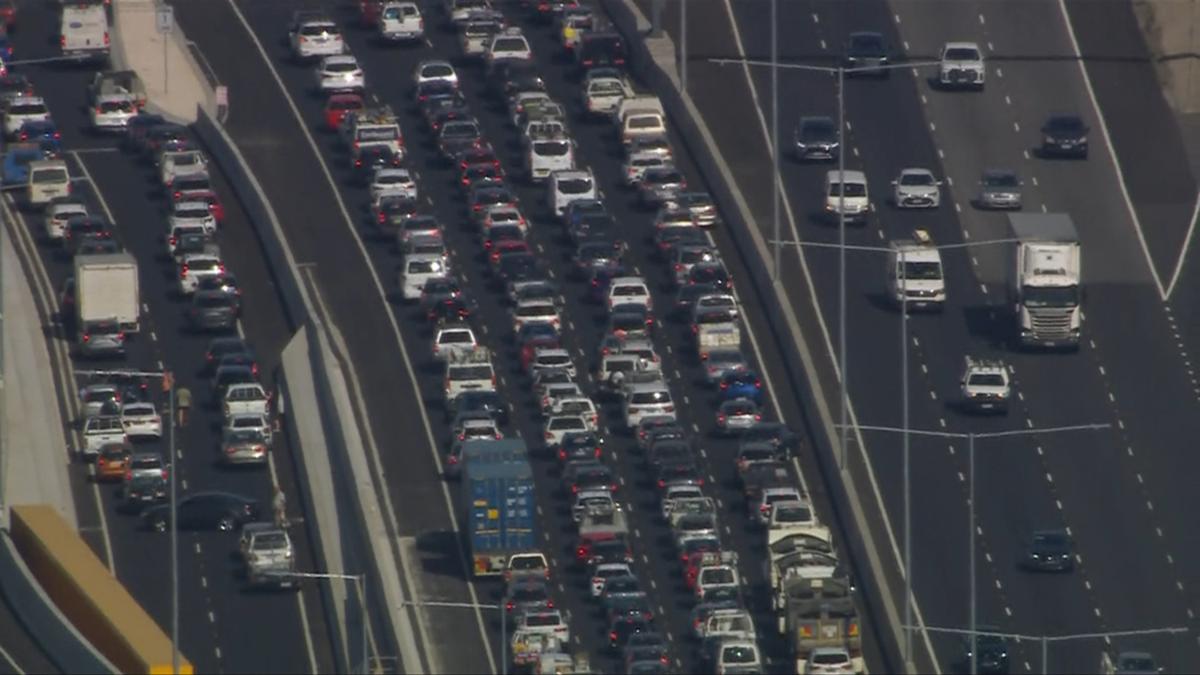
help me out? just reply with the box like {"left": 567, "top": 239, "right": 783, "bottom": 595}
{"left": 640, "top": 0, "right": 1200, "bottom": 670}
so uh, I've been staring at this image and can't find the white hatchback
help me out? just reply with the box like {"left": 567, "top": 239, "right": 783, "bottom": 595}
{"left": 120, "top": 402, "right": 163, "bottom": 439}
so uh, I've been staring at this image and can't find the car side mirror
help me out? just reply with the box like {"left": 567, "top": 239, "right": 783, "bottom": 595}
{"left": 890, "top": 180, "right": 897, "bottom": 186}
{"left": 936, "top": 180, "right": 944, "bottom": 186}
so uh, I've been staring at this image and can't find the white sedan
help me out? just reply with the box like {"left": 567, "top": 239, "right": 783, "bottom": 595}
{"left": 369, "top": 167, "right": 418, "bottom": 205}
{"left": 120, "top": 402, "right": 163, "bottom": 439}
{"left": 315, "top": 54, "right": 365, "bottom": 94}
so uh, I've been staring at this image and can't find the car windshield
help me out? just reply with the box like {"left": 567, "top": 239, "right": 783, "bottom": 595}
{"left": 802, "top": 119, "right": 836, "bottom": 139}
{"left": 828, "top": 182, "right": 867, "bottom": 197}
{"left": 722, "top": 647, "right": 756, "bottom": 664}
{"left": 984, "top": 172, "right": 1019, "bottom": 188}
{"left": 1048, "top": 116, "right": 1085, "bottom": 132}
{"left": 902, "top": 261, "right": 942, "bottom": 280}
{"left": 254, "top": 533, "right": 289, "bottom": 550}
{"left": 814, "top": 653, "right": 849, "bottom": 665}
{"left": 443, "top": 122, "right": 480, "bottom": 139}
{"left": 230, "top": 430, "right": 264, "bottom": 443}
{"left": 1035, "top": 532, "right": 1068, "bottom": 547}
{"left": 10, "top": 103, "right": 46, "bottom": 115}
{"left": 946, "top": 47, "right": 980, "bottom": 60}
{"left": 900, "top": 172, "right": 935, "bottom": 186}
{"left": 440, "top": 331, "right": 473, "bottom": 344}
{"left": 32, "top": 169, "right": 68, "bottom": 183}
{"left": 851, "top": 34, "right": 884, "bottom": 52}
{"left": 557, "top": 178, "right": 593, "bottom": 194}
{"left": 533, "top": 141, "right": 570, "bottom": 156}
{"left": 968, "top": 373, "right": 1006, "bottom": 387}
{"left": 408, "top": 260, "right": 442, "bottom": 274}
{"left": 423, "top": 64, "right": 454, "bottom": 79}
{"left": 1022, "top": 285, "right": 1079, "bottom": 307}
{"left": 451, "top": 366, "right": 493, "bottom": 380}
{"left": 629, "top": 116, "right": 662, "bottom": 130}
{"left": 494, "top": 37, "right": 527, "bottom": 52}
{"left": 326, "top": 61, "right": 358, "bottom": 73}
{"left": 591, "top": 80, "right": 623, "bottom": 95}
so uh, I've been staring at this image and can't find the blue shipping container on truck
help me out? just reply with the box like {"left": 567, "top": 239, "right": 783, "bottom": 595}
{"left": 462, "top": 440, "right": 538, "bottom": 576}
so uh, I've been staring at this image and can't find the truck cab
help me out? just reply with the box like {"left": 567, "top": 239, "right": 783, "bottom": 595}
{"left": 1008, "top": 213, "right": 1082, "bottom": 349}
{"left": 886, "top": 229, "right": 945, "bottom": 310}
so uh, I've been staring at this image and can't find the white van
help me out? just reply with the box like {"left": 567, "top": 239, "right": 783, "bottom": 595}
{"left": 61, "top": 3, "right": 110, "bottom": 63}
{"left": 824, "top": 169, "right": 870, "bottom": 223}
{"left": 27, "top": 159, "right": 71, "bottom": 209}
{"left": 617, "top": 95, "right": 666, "bottom": 147}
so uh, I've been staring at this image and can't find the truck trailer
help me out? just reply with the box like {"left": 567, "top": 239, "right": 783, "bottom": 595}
{"left": 1007, "top": 213, "right": 1082, "bottom": 349}
{"left": 75, "top": 252, "right": 140, "bottom": 333}
{"left": 462, "top": 439, "right": 541, "bottom": 577}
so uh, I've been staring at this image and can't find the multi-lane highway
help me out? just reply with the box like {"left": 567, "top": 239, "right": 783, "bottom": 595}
{"left": 170, "top": 0, "right": 891, "bottom": 672}
{"left": 1, "top": 3, "right": 334, "bottom": 671}
{"left": 651, "top": 0, "right": 1200, "bottom": 671}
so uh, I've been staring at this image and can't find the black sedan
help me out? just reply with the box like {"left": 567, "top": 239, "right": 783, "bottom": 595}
{"left": 141, "top": 491, "right": 259, "bottom": 532}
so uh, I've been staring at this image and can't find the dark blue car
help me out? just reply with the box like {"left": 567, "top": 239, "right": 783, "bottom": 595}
{"left": 2, "top": 143, "right": 42, "bottom": 185}
{"left": 17, "top": 119, "right": 61, "bottom": 151}
{"left": 718, "top": 369, "right": 763, "bottom": 404}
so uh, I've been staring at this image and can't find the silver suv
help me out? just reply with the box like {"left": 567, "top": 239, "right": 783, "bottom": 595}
{"left": 79, "top": 319, "right": 126, "bottom": 358}
{"left": 891, "top": 168, "right": 942, "bottom": 209}
{"left": 960, "top": 357, "right": 1010, "bottom": 414}
{"left": 240, "top": 522, "right": 296, "bottom": 587}
{"left": 976, "top": 169, "right": 1023, "bottom": 210}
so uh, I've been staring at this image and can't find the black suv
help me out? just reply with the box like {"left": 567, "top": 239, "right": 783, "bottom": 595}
{"left": 843, "top": 31, "right": 890, "bottom": 77}
{"left": 576, "top": 32, "right": 626, "bottom": 74}
{"left": 1039, "top": 114, "right": 1089, "bottom": 158}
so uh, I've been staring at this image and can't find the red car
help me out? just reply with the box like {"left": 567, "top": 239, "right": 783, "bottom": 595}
{"left": 358, "top": 0, "right": 384, "bottom": 27}
{"left": 0, "top": 1, "right": 16, "bottom": 29}
{"left": 489, "top": 239, "right": 530, "bottom": 268}
{"left": 324, "top": 93, "right": 364, "bottom": 132}
{"left": 175, "top": 188, "right": 225, "bottom": 224}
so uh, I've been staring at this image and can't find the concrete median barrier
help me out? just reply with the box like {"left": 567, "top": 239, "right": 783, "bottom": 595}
{"left": 602, "top": 1, "right": 913, "bottom": 670}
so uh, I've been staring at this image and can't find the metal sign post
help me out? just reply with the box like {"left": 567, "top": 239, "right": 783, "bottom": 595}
{"left": 156, "top": 4, "right": 173, "bottom": 95}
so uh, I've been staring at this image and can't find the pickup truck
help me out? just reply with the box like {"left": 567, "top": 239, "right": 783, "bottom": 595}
{"left": 88, "top": 71, "right": 147, "bottom": 108}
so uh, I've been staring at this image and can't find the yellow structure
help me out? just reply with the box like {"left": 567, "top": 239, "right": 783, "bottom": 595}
{"left": 9, "top": 504, "right": 194, "bottom": 675}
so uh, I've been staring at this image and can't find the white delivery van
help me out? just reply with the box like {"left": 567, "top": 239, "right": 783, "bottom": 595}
{"left": 27, "top": 159, "right": 71, "bottom": 209}
{"left": 61, "top": 3, "right": 110, "bottom": 63}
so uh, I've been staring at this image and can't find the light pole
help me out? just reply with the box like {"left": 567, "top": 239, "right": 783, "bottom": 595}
{"left": 77, "top": 368, "right": 179, "bottom": 672}
{"left": 915, "top": 625, "right": 1188, "bottom": 674}
{"left": 276, "top": 571, "right": 371, "bottom": 674}
{"left": 708, "top": 56, "right": 944, "bottom": 480}
{"left": 852, "top": 423, "right": 1110, "bottom": 674}
{"left": 679, "top": 0, "right": 687, "bottom": 93}
{"left": 768, "top": 233, "right": 1023, "bottom": 668}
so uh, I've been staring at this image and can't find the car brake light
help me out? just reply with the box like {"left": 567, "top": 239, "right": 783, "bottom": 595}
{"left": 558, "top": 449, "right": 566, "bottom": 460}
{"left": 82, "top": 333, "right": 90, "bottom": 342}
{"left": 657, "top": 478, "right": 666, "bottom": 488}
{"left": 755, "top": 414, "right": 763, "bottom": 421}
{"left": 609, "top": 483, "right": 618, "bottom": 492}
{"left": 104, "top": 32, "right": 110, "bottom": 46}
{"left": 609, "top": 631, "right": 617, "bottom": 641}
{"left": 717, "top": 414, "right": 726, "bottom": 423}
{"left": 448, "top": 454, "right": 458, "bottom": 464}
{"left": 700, "top": 352, "right": 709, "bottom": 360}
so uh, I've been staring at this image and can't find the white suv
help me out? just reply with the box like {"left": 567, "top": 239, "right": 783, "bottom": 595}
{"left": 290, "top": 14, "right": 345, "bottom": 61}
{"left": 622, "top": 380, "right": 675, "bottom": 429}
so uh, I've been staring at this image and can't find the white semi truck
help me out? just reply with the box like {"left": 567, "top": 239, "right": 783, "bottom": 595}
{"left": 1008, "top": 213, "right": 1081, "bottom": 349}
{"left": 75, "top": 253, "right": 140, "bottom": 333}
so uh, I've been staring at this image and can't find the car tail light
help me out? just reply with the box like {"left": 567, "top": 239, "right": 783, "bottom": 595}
{"left": 104, "top": 32, "right": 110, "bottom": 46}
{"left": 60, "top": 35, "right": 66, "bottom": 47}
{"left": 609, "top": 631, "right": 617, "bottom": 642}
{"left": 760, "top": 503, "right": 771, "bottom": 513}
{"left": 448, "top": 454, "right": 458, "bottom": 465}
{"left": 118, "top": 331, "right": 126, "bottom": 340}
{"left": 657, "top": 478, "right": 666, "bottom": 488}
{"left": 700, "top": 351, "right": 709, "bottom": 361}
{"left": 609, "top": 483, "right": 618, "bottom": 492}
{"left": 505, "top": 601, "right": 514, "bottom": 611}
{"left": 717, "top": 414, "right": 726, "bottom": 424}
{"left": 557, "top": 449, "right": 566, "bottom": 461}
{"left": 546, "top": 599, "right": 554, "bottom": 609}
{"left": 583, "top": 59, "right": 593, "bottom": 66}
{"left": 577, "top": 545, "right": 588, "bottom": 560}
{"left": 82, "top": 333, "right": 90, "bottom": 342}
{"left": 755, "top": 414, "right": 763, "bottom": 421}
{"left": 570, "top": 484, "right": 579, "bottom": 494}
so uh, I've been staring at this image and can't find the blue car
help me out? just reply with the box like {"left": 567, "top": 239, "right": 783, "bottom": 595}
{"left": 2, "top": 143, "right": 42, "bottom": 185}
{"left": 718, "top": 369, "right": 764, "bottom": 404}
{"left": 16, "top": 119, "right": 61, "bottom": 151}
